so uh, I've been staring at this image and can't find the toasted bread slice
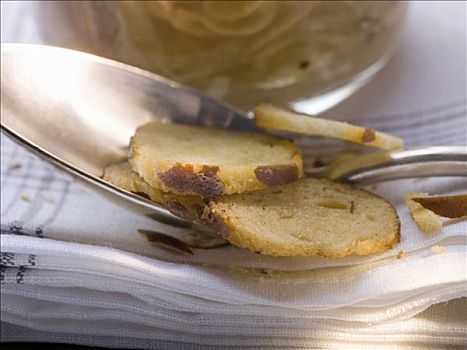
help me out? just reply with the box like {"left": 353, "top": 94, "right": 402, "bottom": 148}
{"left": 129, "top": 121, "right": 303, "bottom": 197}
{"left": 255, "top": 104, "right": 404, "bottom": 150}
{"left": 103, "top": 162, "right": 204, "bottom": 221}
{"left": 207, "top": 178, "right": 400, "bottom": 258}
{"left": 105, "top": 163, "right": 399, "bottom": 258}
{"left": 404, "top": 193, "right": 442, "bottom": 233}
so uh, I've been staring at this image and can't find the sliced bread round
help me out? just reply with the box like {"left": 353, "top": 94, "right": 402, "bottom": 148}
{"left": 129, "top": 121, "right": 303, "bottom": 197}
{"left": 207, "top": 178, "right": 400, "bottom": 258}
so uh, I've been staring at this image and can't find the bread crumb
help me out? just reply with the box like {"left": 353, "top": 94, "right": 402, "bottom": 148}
{"left": 431, "top": 245, "right": 445, "bottom": 254}
{"left": 200, "top": 205, "right": 211, "bottom": 220}
{"left": 396, "top": 250, "right": 406, "bottom": 259}
{"left": 20, "top": 192, "right": 30, "bottom": 201}
{"left": 8, "top": 162, "right": 22, "bottom": 170}
{"left": 404, "top": 193, "right": 442, "bottom": 233}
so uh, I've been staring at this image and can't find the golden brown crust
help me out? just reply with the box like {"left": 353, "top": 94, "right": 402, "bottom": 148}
{"left": 361, "top": 128, "right": 376, "bottom": 143}
{"left": 254, "top": 164, "right": 299, "bottom": 187}
{"left": 412, "top": 194, "right": 467, "bottom": 218}
{"left": 158, "top": 163, "right": 225, "bottom": 197}
{"left": 393, "top": 213, "right": 402, "bottom": 248}
{"left": 103, "top": 162, "right": 205, "bottom": 221}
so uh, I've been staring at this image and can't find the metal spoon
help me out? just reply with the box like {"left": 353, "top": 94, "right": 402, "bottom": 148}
{"left": 2, "top": 43, "right": 466, "bottom": 230}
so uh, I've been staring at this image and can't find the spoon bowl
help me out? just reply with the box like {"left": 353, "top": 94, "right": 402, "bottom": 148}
{"left": 1, "top": 43, "right": 253, "bottom": 227}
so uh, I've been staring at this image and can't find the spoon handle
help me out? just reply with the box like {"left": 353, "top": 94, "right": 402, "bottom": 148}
{"left": 332, "top": 146, "right": 467, "bottom": 185}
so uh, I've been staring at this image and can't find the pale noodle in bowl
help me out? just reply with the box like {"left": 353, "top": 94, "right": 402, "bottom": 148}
{"left": 37, "top": 1, "right": 407, "bottom": 108}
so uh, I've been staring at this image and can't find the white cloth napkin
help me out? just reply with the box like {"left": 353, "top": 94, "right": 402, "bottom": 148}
{"left": 2, "top": 296, "right": 466, "bottom": 350}
{"left": 1, "top": 1, "right": 467, "bottom": 349}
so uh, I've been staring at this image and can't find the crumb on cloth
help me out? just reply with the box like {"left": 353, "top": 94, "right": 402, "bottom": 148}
{"left": 20, "top": 192, "right": 30, "bottom": 201}
{"left": 431, "top": 245, "right": 445, "bottom": 254}
{"left": 396, "top": 250, "right": 406, "bottom": 259}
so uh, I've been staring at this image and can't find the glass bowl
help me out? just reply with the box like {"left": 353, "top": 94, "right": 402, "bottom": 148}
{"left": 36, "top": 1, "right": 408, "bottom": 112}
